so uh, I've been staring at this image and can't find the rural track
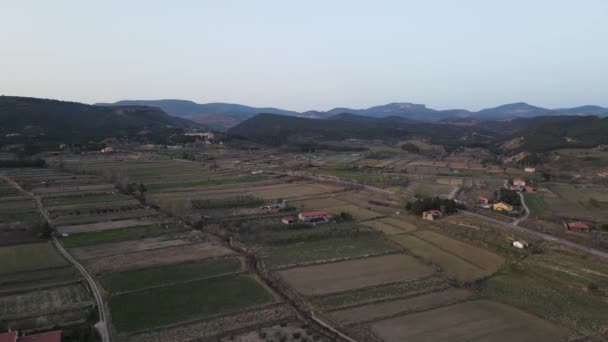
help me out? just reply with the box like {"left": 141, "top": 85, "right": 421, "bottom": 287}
{"left": 460, "top": 210, "right": 608, "bottom": 259}
{"left": 0, "top": 173, "right": 111, "bottom": 342}
{"left": 52, "top": 235, "right": 111, "bottom": 342}
{"left": 280, "top": 171, "right": 608, "bottom": 259}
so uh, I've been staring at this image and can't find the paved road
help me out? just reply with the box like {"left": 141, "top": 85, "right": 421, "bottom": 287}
{"left": 1, "top": 173, "right": 111, "bottom": 341}
{"left": 460, "top": 210, "right": 608, "bottom": 258}
{"left": 283, "top": 172, "right": 608, "bottom": 259}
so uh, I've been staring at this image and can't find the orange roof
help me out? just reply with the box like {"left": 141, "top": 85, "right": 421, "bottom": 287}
{"left": 567, "top": 221, "right": 589, "bottom": 229}
{"left": 300, "top": 211, "right": 330, "bottom": 217}
{"left": 0, "top": 331, "right": 17, "bottom": 342}
{"left": 18, "top": 331, "right": 61, "bottom": 342}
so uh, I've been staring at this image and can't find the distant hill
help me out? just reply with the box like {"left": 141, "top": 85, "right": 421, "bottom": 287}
{"left": 502, "top": 115, "right": 608, "bottom": 152}
{"left": 0, "top": 96, "right": 201, "bottom": 144}
{"left": 99, "top": 99, "right": 608, "bottom": 129}
{"left": 228, "top": 113, "right": 500, "bottom": 148}
{"left": 96, "top": 99, "right": 299, "bottom": 130}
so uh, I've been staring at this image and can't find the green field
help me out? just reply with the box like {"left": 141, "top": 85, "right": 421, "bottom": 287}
{"left": 481, "top": 263, "right": 608, "bottom": 335}
{"left": 61, "top": 225, "right": 181, "bottom": 247}
{"left": 313, "top": 169, "right": 384, "bottom": 183}
{"left": 259, "top": 234, "right": 398, "bottom": 268}
{"left": 525, "top": 193, "right": 548, "bottom": 217}
{"left": 44, "top": 193, "right": 129, "bottom": 206}
{"left": 100, "top": 258, "right": 242, "bottom": 293}
{"left": 0, "top": 211, "right": 40, "bottom": 222}
{"left": 312, "top": 276, "right": 448, "bottom": 311}
{"left": 0, "top": 243, "right": 67, "bottom": 274}
{"left": 145, "top": 175, "right": 268, "bottom": 191}
{"left": 109, "top": 275, "right": 273, "bottom": 332}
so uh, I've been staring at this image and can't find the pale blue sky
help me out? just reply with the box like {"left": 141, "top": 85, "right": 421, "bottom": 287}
{"left": 1, "top": 0, "right": 607, "bottom": 111}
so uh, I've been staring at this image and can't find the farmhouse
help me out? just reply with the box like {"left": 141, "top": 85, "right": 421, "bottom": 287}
{"left": 565, "top": 221, "right": 590, "bottom": 232}
{"left": 513, "top": 240, "right": 529, "bottom": 249}
{"left": 512, "top": 178, "right": 526, "bottom": 187}
{"left": 282, "top": 216, "right": 297, "bottom": 225}
{"left": 422, "top": 210, "right": 443, "bottom": 221}
{"left": 0, "top": 330, "right": 61, "bottom": 342}
{"left": 493, "top": 202, "right": 514, "bottom": 212}
{"left": 298, "top": 211, "right": 331, "bottom": 224}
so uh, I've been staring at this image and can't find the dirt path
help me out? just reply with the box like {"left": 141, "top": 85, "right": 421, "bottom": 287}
{"left": 52, "top": 235, "right": 111, "bottom": 342}
{"left": 0, "top": 173, "right": 111, "bottom": 342}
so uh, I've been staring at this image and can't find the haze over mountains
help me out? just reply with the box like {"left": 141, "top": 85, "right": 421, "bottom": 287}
{"left": 97, "top": 99, "right": 608, "bottom": 130}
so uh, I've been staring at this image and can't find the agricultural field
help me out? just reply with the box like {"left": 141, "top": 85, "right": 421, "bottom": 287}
{"left": 99, "top": 257, "right": 243, "bottom": 293}
{"left": 391, "top": 234, "right": 492, "bottom": 281}
{"left": 327, "top": 288, "right": 471, "bottom": 326}
{"left": 370, "top": 300, "right": 570, "bottom": 341}
{"left": 60, "top": 223, "right": 185, "bottom": 247}
{"left": 32, "top": 149, "right": 608, "bottom": 341}
{"left": 538, "top": 182, "right": 608, "bottom": 220}
{"left": 258, "top": 231, "right": 398, "bottom": 268}
{"left": 0, "top": 242, "right": 67, "bottom": 274}
{"left": 109, "top": 274, "right": 274, "bottom": 332}
{"left": 278, "top": 254, "right": 434, "bottom": 296}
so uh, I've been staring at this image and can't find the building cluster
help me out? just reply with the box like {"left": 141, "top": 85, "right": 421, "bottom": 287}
{"left": 282, "top": 210, "right": 331, "bottom": 225}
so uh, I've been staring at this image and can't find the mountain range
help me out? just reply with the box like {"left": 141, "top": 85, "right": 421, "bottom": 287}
{"left": 0, "top": 96, "right": 202, "bottom": 144}
{"left": 96, "top": 100, "right": 608, "bottom": 130}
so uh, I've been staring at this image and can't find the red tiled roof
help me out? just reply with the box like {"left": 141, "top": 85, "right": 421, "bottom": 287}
{"left": 17, "top": 331, "right": 61, "bottom": 342}
{"left": 300, "top": 211, "right": 330, "bottom": 217}
{"left": 427, "top": 210, "right": 442, "bottom": 216}
{"left": 567, "top": 221, "right": 589, "bottom": 229}
{"left": 0, "top": 331, "right": 17, "bottom": 342}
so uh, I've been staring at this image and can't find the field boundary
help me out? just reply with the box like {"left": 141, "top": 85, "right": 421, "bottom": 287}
{"left": 268, "top": 250, "right": 403, "bottom": 271}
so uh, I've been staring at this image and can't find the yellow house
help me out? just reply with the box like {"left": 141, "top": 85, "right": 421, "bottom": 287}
{"left": 493, "top": 202, "right": 513, "bottom": 212}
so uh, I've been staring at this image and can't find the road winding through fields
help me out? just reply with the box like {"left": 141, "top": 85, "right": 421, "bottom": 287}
{"left": 283, "top": 172, "right": 608, "bottom": 259}
{"left": 52, "top": 235, "right": 111, "bottom": 342}
{"left": 0, "top": 173, "right": 111, "bottom": 342}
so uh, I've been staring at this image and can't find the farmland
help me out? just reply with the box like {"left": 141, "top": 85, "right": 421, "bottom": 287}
{"left": 1, "top": 143, "right": 605, "bottom": 341}
{"left": 370, "top": 300, "right": 570, "bottom": 341}
{"left": 278, "top": 254, "right": 434, "bottom": 296}
{"left": 0, "top": 243, "right": 67, "bottom": 274}
{"left": 109, "top": 274, "right": 274, "bottom": 332}
{"left": 99, "top": 257, "right": 242, "bottom": 293}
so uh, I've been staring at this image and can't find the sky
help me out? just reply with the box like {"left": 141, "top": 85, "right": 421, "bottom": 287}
{"left": 1, "top": 0, "right": 607, "bottom": 112}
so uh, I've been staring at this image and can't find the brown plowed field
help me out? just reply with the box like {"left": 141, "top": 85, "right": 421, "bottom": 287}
{"left": 278, "top": 254, "right": 434, "bottom": 296}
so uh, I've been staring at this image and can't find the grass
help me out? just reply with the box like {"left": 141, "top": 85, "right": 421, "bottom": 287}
{"left": 313, "top": 169, "right": 384, "bottom": 183}
{"left": 311, "top": 276, "right": 448, "bottom": 311}
{"left": 146, "top": 175, "right": 268, "bottom": 191}
{"left": 44, "top": 193, "right": 129, "bottom": 206}
{"left": 108, "top": 274, "right": 273, "bottom": 332}
{"left": 60, "top": 225, "right": 182, "bottom": 247}
{"left": 0, "top": 211, "right": 40, "bottom": 222}
{"left": 525, "top": 193, "right": 549, "bottom": 217}
{"left": 481, "top": 263, "right": 608, "bottom": 335}
{"left": 259, "top": 234, "right": 398, "bottom": 268}
{"left": 0, "top": 243, "right": 67, "bottom": 275}
{"left": 100, "top": 258, "right": 242, "bottom": 293}
{"left": 368, "top": 145, "right": 403, "bottom": 153}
